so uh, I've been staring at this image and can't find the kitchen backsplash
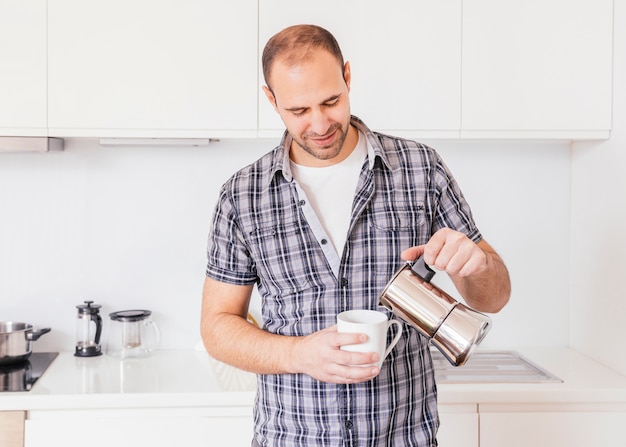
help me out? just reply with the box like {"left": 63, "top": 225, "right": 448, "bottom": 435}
{"left": 0, "top": 137, "right": 570, "bottom": 352}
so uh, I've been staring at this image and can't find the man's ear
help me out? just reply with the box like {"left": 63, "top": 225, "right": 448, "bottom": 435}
{"left": 262, "top": 86, "right": 279, "bottom": 112}
{"left": 343, "top": 61, "right": 351, "bottom": 92}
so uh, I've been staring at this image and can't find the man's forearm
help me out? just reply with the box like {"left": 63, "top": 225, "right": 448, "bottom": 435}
{"left": 453, "top": 250, "right": 510, "bottom": 313}
{"left": 202, "top": 312, "right": 299, "bottom": 375}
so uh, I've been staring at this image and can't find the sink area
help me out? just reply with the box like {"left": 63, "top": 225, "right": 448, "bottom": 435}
{"left": 432, "top": 350, "right": 563, "bottom": 384}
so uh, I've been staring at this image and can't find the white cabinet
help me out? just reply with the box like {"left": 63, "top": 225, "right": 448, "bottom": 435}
{"left": 24, "top": 405, "right": 475, "bottom": 447}
{"left": 437, "top": 404, "right": 478, "bottom": 447}
{"left": 258, "top": 0, "right": 462, "bottom": 139}
{"left": 5, "top": 1, "right": 613, "bottom": 140}
{"left": 479, "top": 403, "right": 626, "bottom": 447}
{"left": 0, "top": 1, "right": 47, "bottom": 137}
{"left": 461, "top": 0, "right": 613, "bottom": 139}
{"left": 25, "top": 407, "right": 254, "bottom": 447}
{"left": 47, "top": 0, "right": 258, "bottom": 138}
{"left": 260, "top": 0, "right": 612, "bottom": 140}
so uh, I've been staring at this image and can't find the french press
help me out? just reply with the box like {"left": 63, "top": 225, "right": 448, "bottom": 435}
{"left": 75, "top": 300, "right": 103, "bottom": 357}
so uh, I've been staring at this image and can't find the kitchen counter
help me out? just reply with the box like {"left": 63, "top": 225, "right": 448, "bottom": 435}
{"left": 1, "top": 347, "right": 626, "bottom": 412}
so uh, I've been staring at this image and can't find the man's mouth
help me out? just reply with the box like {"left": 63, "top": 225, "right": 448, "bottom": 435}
{"left": 309, "top": 129, "right": 337, "bottom": 147}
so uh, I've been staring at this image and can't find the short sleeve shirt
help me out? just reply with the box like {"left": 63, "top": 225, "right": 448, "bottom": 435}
{"left": 206, "top": 116, "right": 481, "bottom": 447}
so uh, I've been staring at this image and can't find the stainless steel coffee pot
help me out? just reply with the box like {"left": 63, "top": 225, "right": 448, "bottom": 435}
{"left": 380, "top": 256, "right": 491, "bottom": 366}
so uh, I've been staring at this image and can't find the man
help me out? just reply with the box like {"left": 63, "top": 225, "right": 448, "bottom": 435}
{"left": 201, "top": 24, "right": 510, "bottom": 447}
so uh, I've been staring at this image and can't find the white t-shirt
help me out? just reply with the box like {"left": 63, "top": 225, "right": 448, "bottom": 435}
{"left": 290, "top": 132, "right": 368, "bottom": 254}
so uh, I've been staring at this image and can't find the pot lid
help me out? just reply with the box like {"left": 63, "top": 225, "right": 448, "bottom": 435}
{"left": 76, "top": 300, "right": 101, "bottom": 314}
{"left": 109, "top": 310, "right": 152, "bottom": 322}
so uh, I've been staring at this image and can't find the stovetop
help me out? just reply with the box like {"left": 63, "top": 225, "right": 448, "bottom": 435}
{"left": 0, "top": 352, "right": 59, "bottom": 392}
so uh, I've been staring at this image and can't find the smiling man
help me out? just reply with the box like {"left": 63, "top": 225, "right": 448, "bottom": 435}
{"left": 201, "top": 24, "right": 510, "bottom": 447}
{"left": 262, "top": 45, "right": 357, "bottom": 166}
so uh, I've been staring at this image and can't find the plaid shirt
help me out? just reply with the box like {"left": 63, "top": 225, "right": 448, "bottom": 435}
{"left": 206, "top": 116, "right": 481, "bottom": 447}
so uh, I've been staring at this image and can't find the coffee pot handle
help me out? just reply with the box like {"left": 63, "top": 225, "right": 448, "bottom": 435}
{"left": 410, "top": 255, "right": 436, "bottom": 282}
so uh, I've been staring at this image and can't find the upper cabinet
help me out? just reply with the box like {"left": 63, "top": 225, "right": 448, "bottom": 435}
{"left": 260, "top": 0, "right": 613, "bottom": 140}
{"left": 1, "top": 1, "right": 614, "bottom": 141}
{"left": 258, "top": 0, "right": 463, "bottom": 139}
{"left": 0, "top": 1, "right": 47, "bottom": 137}
{"left": 47, "top": 0, "right": 258, "bottom": 138}
{"left": 461, "top": 0, "right": 614, "bottom": 139}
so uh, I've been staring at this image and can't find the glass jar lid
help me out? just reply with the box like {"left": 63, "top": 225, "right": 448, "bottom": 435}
{"left": 109, "top": 310, "right": 152, "bottom": 322}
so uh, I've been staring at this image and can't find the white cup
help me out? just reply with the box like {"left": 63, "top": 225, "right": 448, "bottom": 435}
{"left": 337, "top": 309, "right": 402, "bottom": 368}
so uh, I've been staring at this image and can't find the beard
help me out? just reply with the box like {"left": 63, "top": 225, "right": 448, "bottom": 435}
{"left": 290, "top": 121, "right": 350, "bottom": 162}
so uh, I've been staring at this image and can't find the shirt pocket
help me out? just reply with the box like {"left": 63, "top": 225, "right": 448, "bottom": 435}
{"left": 246, "top": 220, "right": 314, "bottom": 295}
{"left": 368, "top": 203, "right": 429, "bottom": 277}
{"left": 370, "top": 202, "right": 426, "bottom": 231}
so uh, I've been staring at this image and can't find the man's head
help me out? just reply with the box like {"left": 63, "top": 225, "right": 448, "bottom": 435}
{"left": 261, "top": 25, "right": 356, "bottom": 167}
{"left": 262, "top": 24, "right": 345, "bottom": 92}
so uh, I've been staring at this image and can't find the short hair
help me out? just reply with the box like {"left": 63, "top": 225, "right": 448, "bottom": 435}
{"left": 262, "top": 24, "right": 345, "bottom": 90}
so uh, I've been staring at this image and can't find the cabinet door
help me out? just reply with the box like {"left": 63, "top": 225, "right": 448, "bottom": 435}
{"left": 25, "top": 408, "right": 254, "bottom": 447}
{"left": 480, "top": 404, "right": 626, "bottom": 447}
{"left": 437, "top": 404, "right": 478, "bottom": 447}
{"left": 462, "top": 0, "right": 613, "bottom": 139}
{"left": 48, "top": 0, "right": 258, "bottom": 138}
{"left": 0, "top": 1, "right": 47, "bottom": 136}
{"left": 258, "top": 0, "right": 462, "bottom": 139}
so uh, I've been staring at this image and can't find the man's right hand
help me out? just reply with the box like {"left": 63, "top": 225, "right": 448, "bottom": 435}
{"left": 287, "top": 325, "right": 381, "bottom": 384}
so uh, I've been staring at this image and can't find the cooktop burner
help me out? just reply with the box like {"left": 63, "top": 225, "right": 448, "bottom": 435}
{"left": 0, "top": 352, "right": 58, "bottom": 392}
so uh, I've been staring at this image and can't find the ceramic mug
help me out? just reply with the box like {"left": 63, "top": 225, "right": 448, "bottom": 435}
{"left": 337, "top": 309, "right": 402, "bottom": 368}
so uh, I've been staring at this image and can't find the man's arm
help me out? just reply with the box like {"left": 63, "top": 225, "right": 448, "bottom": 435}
{"left": 449, "top": 239, "right": 510, "bottom": 313}
{"left": 200, "top": 276, "right": 381, "bottom": 383}
{"left": 401, "top": 228, "right": 511, "bottom": 313}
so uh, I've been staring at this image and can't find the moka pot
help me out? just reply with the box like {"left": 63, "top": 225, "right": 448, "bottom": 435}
{"left": 379, "top": 256, "right": 492, "bottom": 366}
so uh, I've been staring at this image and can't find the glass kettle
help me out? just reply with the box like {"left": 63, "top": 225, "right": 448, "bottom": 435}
{"left": 105, "top": 310, "right": 160, "bottom": 359}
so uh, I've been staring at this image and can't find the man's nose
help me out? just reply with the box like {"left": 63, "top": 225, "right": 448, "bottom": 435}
{"left": 309, "top": 109, "right": 332, "bottom": 136}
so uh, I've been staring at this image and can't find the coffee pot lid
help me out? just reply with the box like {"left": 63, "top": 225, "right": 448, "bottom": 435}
{"left": 76, "top": 300, "right": 101, "bottom": 314}
{"left": 109, "top": 309, "right": 152, "bottom": 322}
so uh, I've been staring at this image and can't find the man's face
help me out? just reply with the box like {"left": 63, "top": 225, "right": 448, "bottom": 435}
{"left": 263, "top": 49, "right": 353, "bottom": 167}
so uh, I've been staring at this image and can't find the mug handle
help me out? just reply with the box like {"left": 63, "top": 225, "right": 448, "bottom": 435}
{"left": 383, "top": 320, "right": 403, "bottom": 359}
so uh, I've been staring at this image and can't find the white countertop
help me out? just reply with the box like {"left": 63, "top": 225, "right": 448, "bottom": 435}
{"left": 2, "top": 347, "right": 625, "bottom": 412}
{"left": 436, "top": 347, "right": 626, "bottom": 405}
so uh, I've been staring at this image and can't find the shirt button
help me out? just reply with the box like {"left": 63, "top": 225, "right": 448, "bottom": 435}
{"left": 321, "top": 239, "right": 328, "bottom": 245}
{"left": 341, "top": 278, "right": 348, "bottom": 287}
{"left": 299, "top": 200, "right": 306, "bottom": 206}
{"left": 345, "top": 420, "right": 353, "bottom": 429}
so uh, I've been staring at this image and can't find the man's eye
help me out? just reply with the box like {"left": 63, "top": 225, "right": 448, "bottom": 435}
{"left": 292, "top": 109, "right": 306, "bottom": 116}
{"left": 325, "top": 100, "right": 339, "bottom": 107}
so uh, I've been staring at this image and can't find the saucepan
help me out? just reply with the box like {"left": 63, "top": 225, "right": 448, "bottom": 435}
{"left": 0, "top": 360, "right": 35, "bottom": 391}
{"left": 0, "top": 322, "right": 51, "bottom": 365}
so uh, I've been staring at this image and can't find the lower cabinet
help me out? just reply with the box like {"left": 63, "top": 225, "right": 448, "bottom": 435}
{"left": 0, "top": 411, "right": 25, "bottom": 447}
{"left": 25, "top": 405, "right": 475, "bottom": 447}
{"left": 479, "top": 403, "right": 626, "bottom": 447}
{"left": 23, "top": 402, "right": 626, "bottom": 446}
{"left": 437, "top": 404, "right": 479, "bottom": 447}
{"left": 25, "top": 407, "right": 254, "bottom": 447}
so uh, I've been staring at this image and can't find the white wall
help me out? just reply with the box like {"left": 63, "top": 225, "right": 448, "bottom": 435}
{"left": 427, "top": 140, "right": 571, "bottom": 349}
{"left": 0, "top": 134, "right": 571, "bottom": 353}
{"left": 570, "top": 0, "right": 626, "bottom": 375}
{"left": 0, "top": 140, "right": 263, "bottom": 352}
